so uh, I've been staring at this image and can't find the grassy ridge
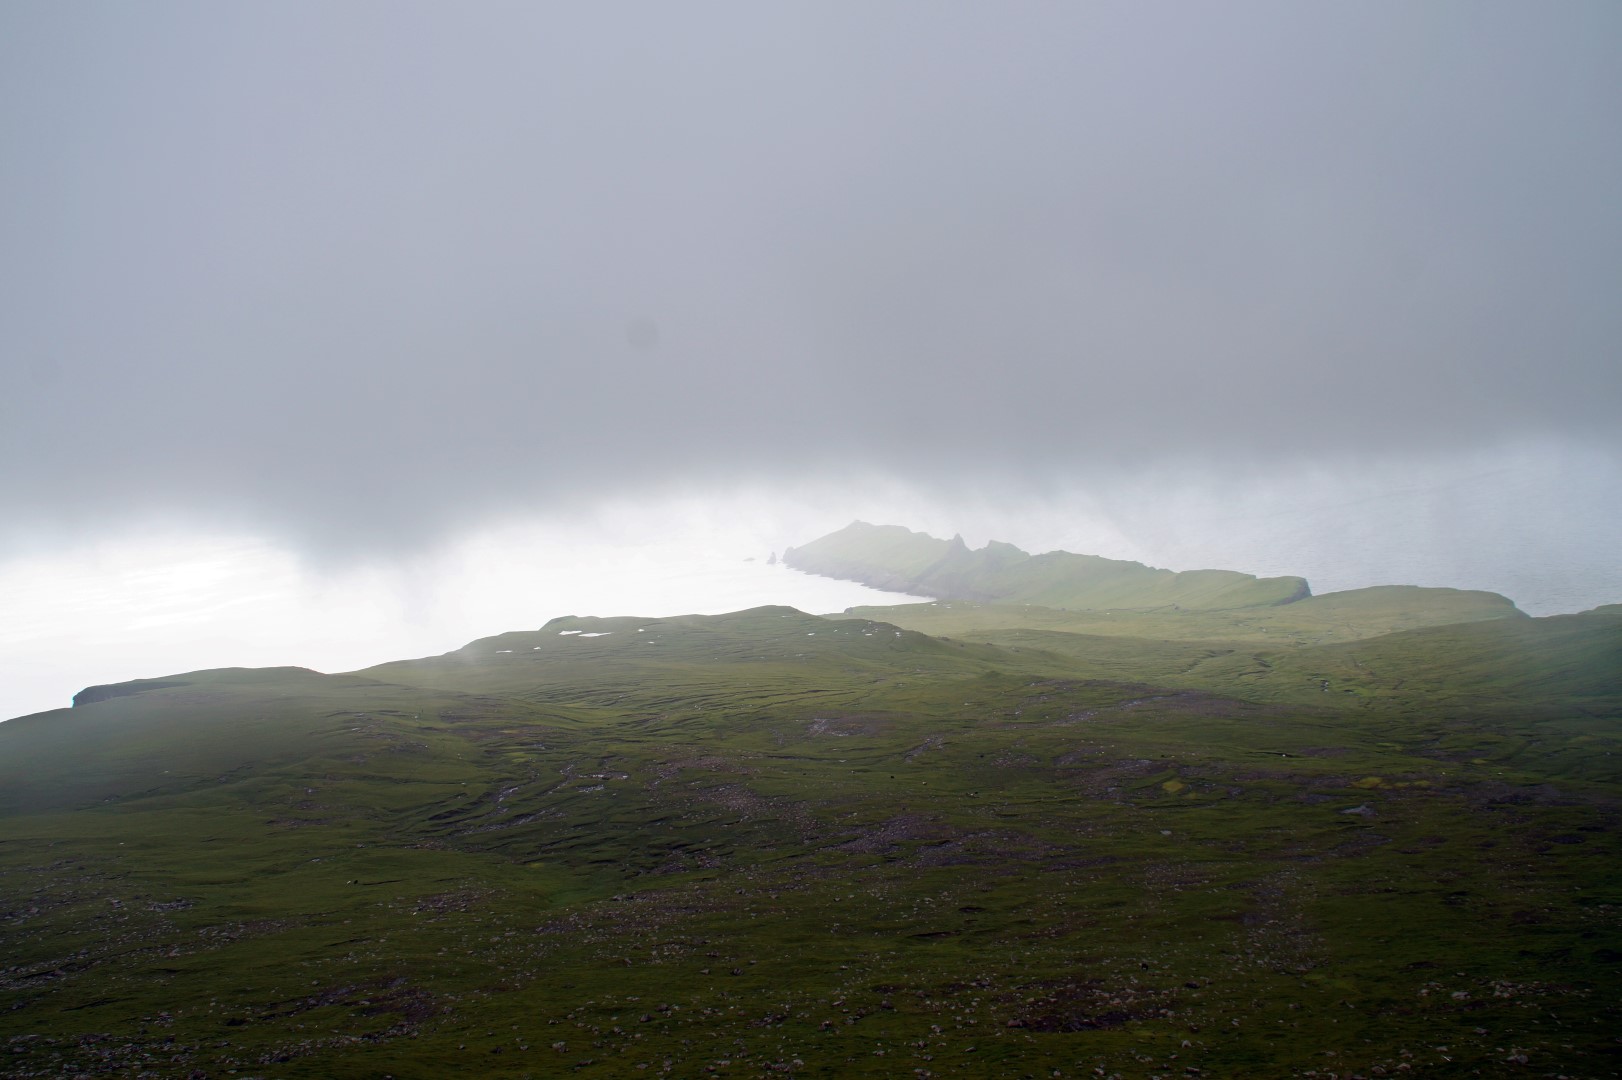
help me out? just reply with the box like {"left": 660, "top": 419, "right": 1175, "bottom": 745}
{"left": 2, "top": 589, "right": 1619, "bottom": 1076}
{"left": 784, "top": 522, "right": 1309, "bottom": 611}
{"left": 846, "top": 585, "right": 1522, "bottom": 647}
{"left": 843, "top": 600, "right": 1617, "bottom": 710}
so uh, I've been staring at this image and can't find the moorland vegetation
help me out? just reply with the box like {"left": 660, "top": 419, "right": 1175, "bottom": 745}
{"left": 1, "top": 524, "right": 1618, "bottom": 1078}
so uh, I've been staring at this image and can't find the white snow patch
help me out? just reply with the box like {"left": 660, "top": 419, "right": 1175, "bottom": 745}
{"left": 558, "top": 629, "right": 582, "bottom": 636}
{"left": 580, "top": 632, "right": 612, "bottom": 638}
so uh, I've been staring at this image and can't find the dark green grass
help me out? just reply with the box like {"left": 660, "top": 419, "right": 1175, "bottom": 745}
{"left": 2, "top": 605, "right": 1619, "bottom": 1077}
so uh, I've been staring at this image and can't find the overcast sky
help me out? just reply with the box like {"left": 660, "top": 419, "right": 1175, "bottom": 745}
{"left": 4, "top": 0, "right": 1618, "bottom": 560}
{"left": 2, "top": 3, "right": 1619, "bottom": 718}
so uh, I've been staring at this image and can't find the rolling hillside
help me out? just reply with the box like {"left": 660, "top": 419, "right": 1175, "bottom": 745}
{"left": 1, "top": 545, "right": 1618, "bottom": 1078}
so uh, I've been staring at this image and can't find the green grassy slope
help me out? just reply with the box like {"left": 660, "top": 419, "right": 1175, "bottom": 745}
{"left": 848, "top": 584, "right": 1523, "bottom": 649}
{"left": 2, "top": 598, "right": 1618, "bottom": 1078}
{"left": 0, "top": 667, "right": 541, "bottom": 818}
{"left": 843, "top": 599, "right": 1615, "bottom": 709}
{"left": 1198, "top": 605, "right": 1622, "bottom": 709}
{"left": 785, "top": 522, "right": 1310, "bottom": 611}
{"left": 362, "top": 606, "right": 1017, "bottom": 706}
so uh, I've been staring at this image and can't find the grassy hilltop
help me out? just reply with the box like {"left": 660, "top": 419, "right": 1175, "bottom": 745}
{"left": 2, "top": 528, "right": 1620, "bottom": 1079}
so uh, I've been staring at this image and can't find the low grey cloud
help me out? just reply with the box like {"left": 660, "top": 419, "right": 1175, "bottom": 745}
{"left": 3, "top": 2, "right": 1618, "bottom": 558}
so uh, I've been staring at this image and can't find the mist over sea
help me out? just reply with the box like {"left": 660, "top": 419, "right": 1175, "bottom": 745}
{"left": 1098, "top": 456, "right": 1621, "bottom": 618}
{"left": 1149, "top": 519, "right": 1617, "bottom": 618}
{"left": 782, "top": 444, "right": 1618, "bottom": 620}
{"left": 2, "top": 442, "right": 1615, "bottom": 723}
